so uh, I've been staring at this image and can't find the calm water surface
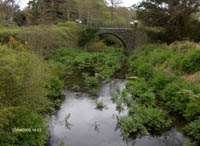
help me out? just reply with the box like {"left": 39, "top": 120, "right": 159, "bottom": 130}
{"left": 49, "top": 80, "right": 187, "bottom": 146}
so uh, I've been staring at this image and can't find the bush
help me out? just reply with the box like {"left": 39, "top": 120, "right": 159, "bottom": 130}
{"left": 128, "top": 104, "right": 172, "bottom": 132}
{"left": 119, "top": 104, "right": 171, "bottom": 137}
{"left": 162, "top": 82, "right": 191, "bottom": 115}
{"left": 167, "top": 53, "right": 183, "bottom": 74}
{"left": 126, "top": 79, "right": 150, "bottom": 97}
{"left": 134, "top": 44, "right": 165, "bottom": 56}
{"left": 151, "top": 70, "right": 172, "bottom": 92}
{"left": 162, "top": 81, "right": 200, "bottom": 118}
{"left": 47, "top": 76, "right": 64, "bottom": 99}
{"left": 181, "top": 50, "right": 200, "bottom": 73}
{"left": 184, "top": 101, "right": 200, "bottom": 121}
{"left": 128, "top": 56, "right": 148, "bottom": 74}
{"left": 79, "top": 27, "right": 99, "bottom": 47}
{"left": 0, "top": 23, "right": 84, "bottom": 55}
{"left": 119, "top": 115, "right": 146, "bottom": 137}
{"left": 185, "top": 118, "right": 200, "bottom": 142}
{"left": 125, "top": 79, "right": 155, "bottom": 106}
{"left": 148, "top": 47, "right": 173, "bottom": 66}
{"left": 0, "top": 107, "right": 48, "bottom": 146}
{"left": 137, "top": 92, "right": 156, "bottom": 106}
{"left": 49, "top": 47, "right": 126, "bottom": 93}
{"left": 87, "top": 42, "right": 106, "bottom": 51}
{"left": 136, "top": 63, "right": 154, "bottom": 81}
{"left": 0, "top": 45, "right": 50, "bottom": 145}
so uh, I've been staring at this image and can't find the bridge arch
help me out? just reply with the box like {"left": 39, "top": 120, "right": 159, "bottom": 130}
{"left": 97, "top": 32, "right": 127, "bottom": 49}
{"left": 96, "top": 28, "right": 134, "bottom": 54}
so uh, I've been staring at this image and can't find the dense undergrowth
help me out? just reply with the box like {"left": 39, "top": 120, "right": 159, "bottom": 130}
{"left": 0, "top": 22, "right": 84, "bottom": 56}
{"left": 0, "top": 22, "right": 126, "bottom": 145}
{"left": 0, "top": 36, "right": 65, "bottom": 145}
{"left": 49, "top": 47, "right": 126, "bottom": 94}
{"left": 0, "top": 45, "right": 64, "bottom": 145}
{"left": 1, "top": 20, "right": 200, "bottom": 146}
{"left": 114, "top": 42, "right": 200, "bottom": 145}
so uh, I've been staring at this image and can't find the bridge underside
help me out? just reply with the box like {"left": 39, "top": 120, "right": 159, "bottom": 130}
{"left": 97, "top": 28, "right": 134, "bottom": 54}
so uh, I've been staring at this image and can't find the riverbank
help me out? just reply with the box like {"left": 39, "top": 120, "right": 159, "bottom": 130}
{"left": 48, "top": 80, "right": 187, "bottom": 146}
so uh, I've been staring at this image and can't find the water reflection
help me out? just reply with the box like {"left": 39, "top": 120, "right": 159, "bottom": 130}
{"left": 49, "top": 80, "right": 187, "bottom": 146}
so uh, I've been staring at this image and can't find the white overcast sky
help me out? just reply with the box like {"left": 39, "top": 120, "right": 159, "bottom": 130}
{"left": 19, "top": 0, "right": 142, "bottom": 9}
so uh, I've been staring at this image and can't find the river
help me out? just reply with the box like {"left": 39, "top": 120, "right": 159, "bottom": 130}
{"left": 49, "top": 80, "right": 187, "bottom": 146}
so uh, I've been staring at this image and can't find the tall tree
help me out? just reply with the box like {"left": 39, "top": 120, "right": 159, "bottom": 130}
{"left": 135, "top": 0, "right": 200, "bottom": 42}
{"left": 108, "top": 0, "right": 122, "bottom": 22}
{"left": 0, "top": 0, "right": 19, "bottom": 22}
{"left": 26, "top": 0, "right": 78, "bottom": 24}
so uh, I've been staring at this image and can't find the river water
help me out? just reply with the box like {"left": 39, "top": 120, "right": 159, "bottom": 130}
{"left": 49, "top": 80, "right": 187, "bottom": 146}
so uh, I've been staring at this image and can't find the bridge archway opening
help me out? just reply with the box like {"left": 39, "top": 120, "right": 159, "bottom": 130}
{"left": 98, "top": 33, "right": 127, "bottom": 49}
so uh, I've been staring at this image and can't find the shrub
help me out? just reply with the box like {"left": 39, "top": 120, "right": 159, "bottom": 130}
{"left": 0, "top": 24, "right": 84, "bottom": 55}
{"left": 119, "top": 104, "right": 171, "bottom": 137}
{"left": 79, "top": 27, "right": 99, "bottom": 47}
{"left": 184, "top": 101, "right": 200, "bottom": 121}
{"left": 0, "top": 28, "right": 20, "bottom": 43}
{"left": 148, "top": 47, "right": 173, "bottom": 66}
{"left": 47, "top": 76, "right": 64, "bottom": 99}
{"left": 162, "top": 82, "right": 191, "bottom": 115}
{"left": 0, "top": 107, "right": 48, "bottom": 146}
{"left": 167, "top": 53, "right": 183, "bottom": 74}
{"left": 151, "top": 70, "right": 172, "bottom": 92}
{"left": 181, "top": 50, "right": 200, "bottom": 73}
{"left": 126, "top": 79, "right": 150, "bottom": 97}
{"left": 87, "top": 42, "right": 106, "bottom": 51}
{"left": 118, "top": 115, "right": 146, "bottom": 137}
{"left": 136, "top": 92, "right": 156, "bottom": 106}
{"left": 185, "top": 118, "right": 200, "bottom": 142}
{"left": 134, "top": 44, "right": 165, "bottom": 56}
{"left": 136, "top": 63, "right": 154, "bottom": 81}
{"left": 162, "top": 80, "right": 200, "bottom": 118}
{"left": 128, "top": 56, "right": 148, "bottom": 74}
{"left": 49, "top": 47, "right": 125, "bottom": 93}
{"left": 125, "top": 79, "right": 156, "bottom": 106}
{"left": 128, "top": 104, "right": 172, "bottom": 132}
{"left": 0, "top": 45, "right": 50, "bottom": 146}
{"left": 84, "top": 74, "right": 99, "bottom": 88}
{"left": 116, "top": 99, "right": 123, "bottom": 111}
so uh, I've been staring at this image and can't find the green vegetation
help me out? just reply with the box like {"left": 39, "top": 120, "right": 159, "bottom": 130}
{"left": 185, "top": 118, "right": 200, "bottom": 142}
{"left": 0, "top": 45, "right": 49, "bottom": 146}
{"left": 2, "top": 0, "right": 200, "bottom": 145}
{"left": 0, "top": 22, "right": 84, "bottom": 56}
{"left": 125, "top": 42, "right": 200, "bottom": 144}
{"left": 96, "top": 101, "right": 104, "bottom": 109}
{"left": 0, "top": 35, "right": 64, "bottom": 145}
{"left": 119, "top": 104, "right": 171, "bottom": 137}
{"left": 115, "top": 79, "right": 171, "bottom": 138}
{"left": 49, "top": 47, "right": 126, "bottom": 94}
{"left": 135, "top": 0, "right": 200, "bottom": 43}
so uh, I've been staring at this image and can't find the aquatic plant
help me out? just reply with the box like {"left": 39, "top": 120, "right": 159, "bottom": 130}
{"left": 96, "top": 100, "right": 104, "bottom": 109}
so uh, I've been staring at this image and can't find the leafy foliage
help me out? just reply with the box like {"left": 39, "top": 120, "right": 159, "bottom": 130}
{"left": 0, "top": 45, "right": 51, "bottom": 146}
{"left": 127, "top": 43, "right": 200, "bottom": 143}
{"left": 181, "top": 50, "right": 200, "bottom": 73}
{"left": 185, "top": 118, "right": 200, "bottom": 142}
{"left": 135, "top": 0, "right": 200, "bottom": 42}
{"left": 49, "top": 47, "right": 126, "bottom": 94}
{"left": 119, "top": 104, "right": 171, "bottom": 137}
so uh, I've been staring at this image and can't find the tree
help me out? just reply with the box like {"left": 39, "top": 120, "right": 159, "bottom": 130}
{"left": 25, "top": 0, "right": 78, "bottom": 24}
{"left": 135, "top": 0, "right": 200, "bottom": 42}
{"left": 0, "top": 0, "right": 19, "bottom": 22}
{"left": 108, "top": 0, "right": 123, "bottom": 22}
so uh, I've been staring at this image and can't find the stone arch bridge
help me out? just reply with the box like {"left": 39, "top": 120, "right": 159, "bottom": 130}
{"left": 96, "top": 27, "right": 135, "bottom": 54}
